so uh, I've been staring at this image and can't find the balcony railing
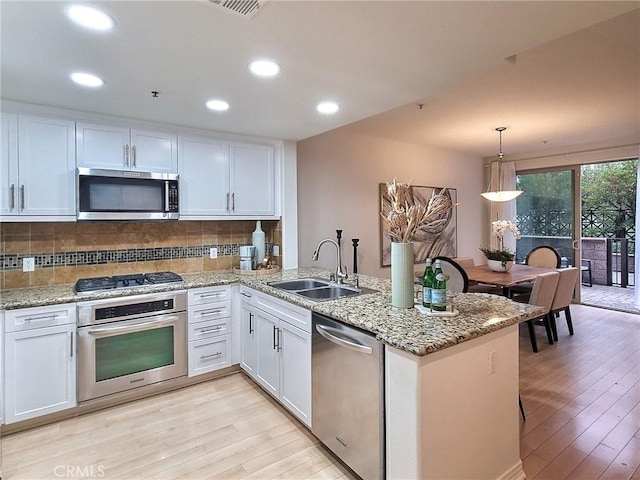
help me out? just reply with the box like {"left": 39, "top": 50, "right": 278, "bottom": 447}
{"left": 516, "top": 208, "right": 635, "bottom": 287}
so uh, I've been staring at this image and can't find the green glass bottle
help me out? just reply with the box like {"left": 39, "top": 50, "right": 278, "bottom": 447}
{"left": 421, "top": 259, "right": 434, "bottom": 308}
{"left": 431, "top": 259, "right": 447, "bottom": 311}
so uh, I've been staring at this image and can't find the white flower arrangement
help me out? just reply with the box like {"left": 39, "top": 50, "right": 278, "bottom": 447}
{"left": 491, "top": 220, "right": 521, "bottom": 250}
{"left": 480, "top": 219, "right": 521, "bottom": 266}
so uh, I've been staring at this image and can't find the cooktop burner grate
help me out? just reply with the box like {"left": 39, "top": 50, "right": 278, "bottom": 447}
{"left": 75, "top": 272, "right": 183, "bottom": 293}
{"left": 145, "top": 271, "right": 183, "bottom": 284}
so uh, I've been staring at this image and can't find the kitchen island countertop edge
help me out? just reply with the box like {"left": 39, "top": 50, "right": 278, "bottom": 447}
{"left": 0, "top": 267, "right": 545, "bottom": 356}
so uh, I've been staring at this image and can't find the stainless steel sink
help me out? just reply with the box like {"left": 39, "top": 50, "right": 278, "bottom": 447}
{"left": 297, "top": 286, "right": 361, "bottom": 300}
{"left": 268, "top": 277, "right": 377, "bottom": 302}
{"left": 268, "top": 278, "right": 331, "bottom": 291}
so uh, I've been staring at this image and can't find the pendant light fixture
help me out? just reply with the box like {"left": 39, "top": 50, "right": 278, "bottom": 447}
{"left": 480, "top": 127, "right": 523, "bottom": 202}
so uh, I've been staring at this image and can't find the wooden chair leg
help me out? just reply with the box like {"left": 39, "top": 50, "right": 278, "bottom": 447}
{"left": 565, "top": 306, "right": 574, "bottom": 335}
{"left": 519, "top": 395, "right": 526, "bottom": 421}
{"left": 543, "top": 314, "right": 554, "bottom": 345}
{"left": 526, "top": 320, "right": 538, "bottom": 353}
{"left": 550, "top": 311, "right": 559, "bottom": 342}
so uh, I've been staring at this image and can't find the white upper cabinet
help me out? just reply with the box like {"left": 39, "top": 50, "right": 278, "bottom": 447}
{"left": 77, "top": 122, "right": 177, "bottom": 173}
{"left": 0, "top": 114, "right": 18, "bottom": 216}
{"left": 1, "top": 114, "right": 76, "bottom": 219}
{"left": 178, "top": 135, "right": 230, "bottom": 216}
{"left": 230, "top": 143, "right": 275, "bottom": 216}
{"left": 179, "top": 136, "right": 276, "bottom": 219}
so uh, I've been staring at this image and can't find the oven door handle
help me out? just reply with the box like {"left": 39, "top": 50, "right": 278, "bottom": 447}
{"left": 86, "top": 316, "right": 180, "bottom": 338}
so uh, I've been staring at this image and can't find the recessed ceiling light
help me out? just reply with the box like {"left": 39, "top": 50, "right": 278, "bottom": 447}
{"left": 70, "top": 72, "right": 104, "bottom": 87}
{"left": 206, "top": 99, "right": 230, "bottom": 111}
{"left": 317, "top": 102, "right": 339, "bottom": 115}
{"left": 66, "top": 5, "right": 115, "bottom": 31}
{"left": 249, "top": 60, "right": 280, "bottom": 77}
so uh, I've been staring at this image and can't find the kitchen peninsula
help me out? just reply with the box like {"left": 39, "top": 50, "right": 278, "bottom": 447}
{"left": 1, "top": 267, "right": 544, "bottom": 480}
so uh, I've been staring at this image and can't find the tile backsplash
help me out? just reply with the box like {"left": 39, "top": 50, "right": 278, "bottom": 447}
{"left": 0, "top": 220, "right": 281, "bottom": 289}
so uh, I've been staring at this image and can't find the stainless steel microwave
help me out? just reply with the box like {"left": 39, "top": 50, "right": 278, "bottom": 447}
{"left": 77, "top": 167, "right": 179, "bottom": 221}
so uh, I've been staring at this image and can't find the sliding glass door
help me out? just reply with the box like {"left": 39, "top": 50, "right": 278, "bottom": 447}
{"left": 515, "top": 167, "right": 581, "bottom": 301}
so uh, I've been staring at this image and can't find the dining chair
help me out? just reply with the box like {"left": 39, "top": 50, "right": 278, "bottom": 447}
{"left": 512, "top": 271, "right": 560, "bottom": 353}
{"left": 526, "top": 246, "right": 562, "bottom": 268}
{"left": 452, "top": 257, "right": 475, "bottom": 268}
{"left": 508, "top": 246, "right": 561, "bottom": 298}
{"left": 432, "top": 256, "right": 469, "bottom": 293}
{"left": 548, "top": 267, "right": 579, "bottom": 341}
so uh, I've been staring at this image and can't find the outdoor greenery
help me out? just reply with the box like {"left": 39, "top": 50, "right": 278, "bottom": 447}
{"left": 516, "top": 159, "right": 637, "bottom": 240}
{"left": 581, "top": 159, "right": 637, "bottom": 238}
{"left": 581, "top": 159, "right": 637, "bottom": 213}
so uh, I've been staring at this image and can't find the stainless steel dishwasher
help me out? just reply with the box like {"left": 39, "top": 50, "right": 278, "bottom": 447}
{"left": 312, "top": 313, "right": 384, "bottom": 480}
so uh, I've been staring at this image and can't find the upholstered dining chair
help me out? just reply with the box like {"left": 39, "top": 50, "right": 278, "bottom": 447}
{"left": 452, "top": 257, "right": 475, "bottom": 268}
{"left": 512, "top": 271, "right": 560, "bottom": 353}
{"left": 548, "top": 267, "right": 579, "bottom": 341}
{"left": 508, "top": 246, "right": 561, "bottom": 298}
{"left": 432, "top": 256, "right": 469, "bottom": 293}
{"left": 526, "top": 246, "right": 562, "bottom": 268}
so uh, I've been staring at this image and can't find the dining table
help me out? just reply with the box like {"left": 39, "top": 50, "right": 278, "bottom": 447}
{"left": 464, "top": 263, "right": 559, "bottom": 295}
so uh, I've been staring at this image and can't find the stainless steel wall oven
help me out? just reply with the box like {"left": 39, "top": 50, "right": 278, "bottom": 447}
{"left": 77, "top": 290, "right": 187, "bottom": 402}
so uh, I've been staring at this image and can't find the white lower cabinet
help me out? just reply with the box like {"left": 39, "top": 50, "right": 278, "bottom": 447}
{"left": 255, "top": 308, "right": 280, "bottom": 396}
{"left": 188, "top": 334, "right": 231, "bottom": 376}
{"left": 239, "top": 295, "right": 257, "bottom": 376}
{"left": 278, "top": 320, "right": 311, "bottom": 423}
{"left": 3, "top": 303, "right": 77, "bottom": 424}
{"left": 239, "top": 286, "right": 311, "bottom": 427}
{"left": 187, "top": 286, "right": 232, "bottom": 376}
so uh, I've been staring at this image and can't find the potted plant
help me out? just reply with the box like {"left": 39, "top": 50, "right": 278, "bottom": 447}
{"left": 480, "top": 220, "right": 521, "bottom": 272}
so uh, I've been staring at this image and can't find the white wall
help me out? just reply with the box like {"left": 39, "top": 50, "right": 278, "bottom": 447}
{"left": 297, "top": 127, "right": 485, "bottom": 278}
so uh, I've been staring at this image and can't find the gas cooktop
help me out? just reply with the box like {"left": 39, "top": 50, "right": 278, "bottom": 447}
{"left": 75, "top": 272, "right": 184, "bottom": 294}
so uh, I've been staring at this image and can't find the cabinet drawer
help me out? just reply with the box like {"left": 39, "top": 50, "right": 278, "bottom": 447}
{"left": 239, "top": 286, "right": 256, "bottom": 306}
{"left": 188, "top": 285, "right": 232, "bottom": 305}
{"left": 254, "top": 292, "right": 311, "bottom": 333}
{"left": 188, "top": 300, "right": 231, "bottom": 324}
{"left": 4, "top": 303, "right": 76, "bottom": 332}
{"left": 188, "top": 317, "right": 230, "bottom": 341}
{"left": 188, "top": 334, "right": 231, "bottom": 377}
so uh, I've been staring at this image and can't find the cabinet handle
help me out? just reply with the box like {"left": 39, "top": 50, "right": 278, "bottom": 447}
{"left": 240, "top": 292, "right": 252, "bottom": 299}
{"left": 132, "top": 145, "right": 137, "bottom": 167}
{"left": 273, "top": 324, "right": 277, "bottom": 350}
{"left": 124, "top": 144, "right": 130, "bottom": 167}
{"left": 199, "top": 325, "right": 223, "bottom": 333}
{"left": 10, "top": 184, "right": 15, "bottom": 210}
{"left": 24, "top": 313, "right": 58, "bottom": 322}
{"left": 200, "top": 352, "right": 222, "bottom": 360}
{"left": 199, "top": 308, "right": 223, "bottom": 316}
{"left": 231, "top": 193, "right": 235, "bottom": 212}
{"left": 20, "top": 184, "right": 25, "bottom": 210}
{"left": 70, "top": 332, "right": 74, "bottom": 358}
{"left": 249, "top": 312, "right": 254, "bottom": 334}
{"left": 199, "top": 292, "right": 222, "bottom": 298}
{"left": 226, "top": 192, "right": 230, "bottom": 212}
{"left": 276, "top": 327, "right": 282, "bottom": 352}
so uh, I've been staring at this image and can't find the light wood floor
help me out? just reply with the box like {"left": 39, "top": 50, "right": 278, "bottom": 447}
{"left": 2, "top": 303, "right": 639, "bottom": 480}
{"left": 519, "top": 304, "right": 640, "bottom": 480}
{"left": 1, "top": 374, "right": 356, "bottom": 480}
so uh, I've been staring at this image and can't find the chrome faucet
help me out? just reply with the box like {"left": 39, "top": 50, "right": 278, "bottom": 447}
{"left": 312, "top": 238, "right": 347, "bottom": 284}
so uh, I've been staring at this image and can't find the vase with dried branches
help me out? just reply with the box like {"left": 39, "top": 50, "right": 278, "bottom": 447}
{"left": 381, "top": 178, "right": 455, "bottom": 308}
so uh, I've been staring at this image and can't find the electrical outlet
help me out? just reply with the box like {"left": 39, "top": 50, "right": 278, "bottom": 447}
{"left": 273, "top": 245, "right": 279, "bottom": 257}
{"left": 488, "top": 350, "right": 496, "bottom": 375}
{"left": 23, "top": 257, "right": 35, "bottom": 272}
{"left": 209, "top": 247, "right": 218, "bottom": 259}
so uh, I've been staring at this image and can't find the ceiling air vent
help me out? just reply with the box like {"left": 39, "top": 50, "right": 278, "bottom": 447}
{"left": 208, "top": 0, "right": 266, "bottom": 18}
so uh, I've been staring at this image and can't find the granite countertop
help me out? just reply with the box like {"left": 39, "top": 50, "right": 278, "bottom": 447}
{"left": 0, "top": 267, "right": 545, "bottom": 356}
